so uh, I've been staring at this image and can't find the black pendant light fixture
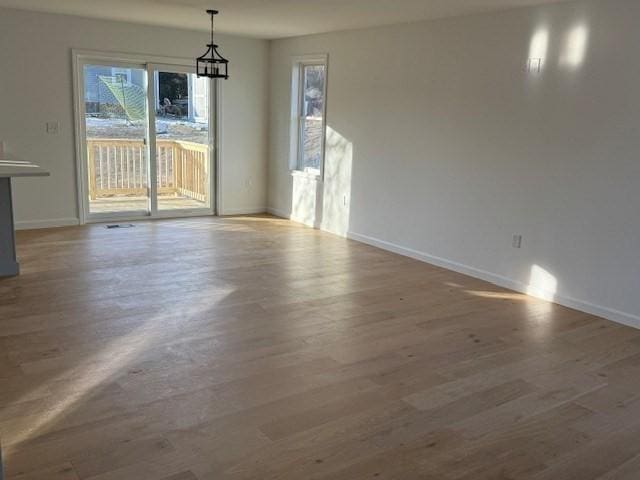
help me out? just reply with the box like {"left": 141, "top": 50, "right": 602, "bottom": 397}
{"left": 197, "top": 9, "right": 229, "bottom": 79}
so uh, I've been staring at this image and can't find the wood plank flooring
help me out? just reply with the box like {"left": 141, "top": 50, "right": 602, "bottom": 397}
{"left": 1, "top": 215, "right": 640, "bottom": 479}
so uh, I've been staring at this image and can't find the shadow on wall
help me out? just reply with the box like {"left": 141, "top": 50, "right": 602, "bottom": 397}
{"left": 290, "top": 126, "right": 353, "bottom": 237}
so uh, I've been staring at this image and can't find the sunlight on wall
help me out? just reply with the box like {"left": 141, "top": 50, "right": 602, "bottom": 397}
{"left": 289, "top": 126, "right": 353, "bottom": 237}
{"left": 529, "top": 27, "right": 550, "bottom": 62}
{"left": 559, "top": 23, "right": 590, "bottom": 70}
{"left": 527, "top": 264, "right": 558, "bottom": 302}
{"left": 291, "top": 173, "right": 323, "bottom": 228}
{"left": 321, "top": 127, "right": 353, "bottom": 237}
{"left": 521, "top": 265, "right": 557, "bottom": 338}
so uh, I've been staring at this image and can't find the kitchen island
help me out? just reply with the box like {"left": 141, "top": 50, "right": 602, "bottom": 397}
{"left": 0, "top": 158, "right": 50, "bottom": 277}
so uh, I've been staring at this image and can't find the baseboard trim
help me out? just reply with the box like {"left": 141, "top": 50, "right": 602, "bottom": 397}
{"left": 348, "top": 230, "right": 640, "bottom": 330}
{"left": 15, "top": 218, "right": 80, "bottom": 230}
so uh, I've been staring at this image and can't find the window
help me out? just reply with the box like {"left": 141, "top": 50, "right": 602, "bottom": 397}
{"left": 290, "top": 56, "right": 327, "bottom": 176}
{"left": 111, "top": 67, "right": 132, "bottom": 84}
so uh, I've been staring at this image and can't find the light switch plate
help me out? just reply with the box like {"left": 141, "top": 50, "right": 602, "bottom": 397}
{"left": 46, "top": 122, "right": 59, "bottom": 135}
{"left": 513, "top": 235, "right": 523, "bottom": 249}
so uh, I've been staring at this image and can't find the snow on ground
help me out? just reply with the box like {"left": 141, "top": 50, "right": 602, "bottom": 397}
{"left": 86, "top": 116, "right": 208, "bottom": 144}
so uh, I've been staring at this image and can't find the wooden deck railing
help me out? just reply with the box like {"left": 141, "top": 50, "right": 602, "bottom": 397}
{"left": 87, "top": 139, "right": 209, "bottom": 201}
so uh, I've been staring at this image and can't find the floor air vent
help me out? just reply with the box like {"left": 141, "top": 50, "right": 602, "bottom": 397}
{"left": 106, "top": 224, "right": 135, "bottom": 229}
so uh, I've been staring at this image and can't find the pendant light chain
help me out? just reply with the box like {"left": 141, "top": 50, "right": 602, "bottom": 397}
{"left": 211, "top": 13, "right": 219, "bottom": 45}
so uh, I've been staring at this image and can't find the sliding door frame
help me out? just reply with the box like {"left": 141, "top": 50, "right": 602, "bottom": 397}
{"left": 73, "top": 55, "right": 151, "bottom": 223}
{"left": 72, "top": 49, "right": 222, "bottom": 224}
{"left": 148, "top": 63, "right": 216, "bottom": 218}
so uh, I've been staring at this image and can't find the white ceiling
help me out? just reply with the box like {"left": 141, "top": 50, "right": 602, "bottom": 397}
{"left": 0, "top": 0, "right": 571, "bottom": 39}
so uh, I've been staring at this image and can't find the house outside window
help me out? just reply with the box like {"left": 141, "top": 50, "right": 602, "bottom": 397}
{"left": 111, "top": 67, "right": 132, "bottom": 84}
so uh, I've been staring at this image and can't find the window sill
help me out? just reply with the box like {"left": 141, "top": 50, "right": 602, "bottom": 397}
{"left": 290, "top": 170, "right": 322, "bottom": 182}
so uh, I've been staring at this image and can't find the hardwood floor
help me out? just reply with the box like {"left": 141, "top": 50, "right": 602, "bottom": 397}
{"left": 1, "top": 215, "right": 640, "bottom": 479}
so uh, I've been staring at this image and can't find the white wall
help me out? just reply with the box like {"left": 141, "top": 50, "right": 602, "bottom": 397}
{"left": 0, "top": 7, "right": 269, "bottom": 226}
{"left": 268, "top": 0, "right": 640, "bottom": 326}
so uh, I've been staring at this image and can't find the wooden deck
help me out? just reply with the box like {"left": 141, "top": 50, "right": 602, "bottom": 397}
{"left": 2, "top": 216, "right": 640, "bottom": 479}
{"left": 90, "top": 196, "right": 207, "bottom": 213}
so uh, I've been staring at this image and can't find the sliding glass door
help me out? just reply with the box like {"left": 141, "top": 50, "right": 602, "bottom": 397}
{"left": 153, "top": 67, "right": 212, "bottom": 212}
{"left": 76, "top": 55, "right": 215, "bottom": 222}
{"left": 82, "top": 62, "right": 151, "bottom": 217}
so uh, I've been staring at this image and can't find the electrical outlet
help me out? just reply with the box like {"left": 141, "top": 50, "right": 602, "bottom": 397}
{"left": 526, "top": 58, "right": 543, "bottom": 74}
{"left": 512, "top": 235, "right": 523, "bottom": 249}
{"left": 46, "top": 121, "right": 59, "bottom": 135}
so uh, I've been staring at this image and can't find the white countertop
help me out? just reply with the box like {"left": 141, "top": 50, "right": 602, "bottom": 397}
{"left": 0, "top": 158, "right": 50, "bottom": 178}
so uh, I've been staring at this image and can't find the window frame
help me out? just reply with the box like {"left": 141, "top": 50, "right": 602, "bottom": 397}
{"left": 289, "top": 54, "right": 328, "bottom": 180}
